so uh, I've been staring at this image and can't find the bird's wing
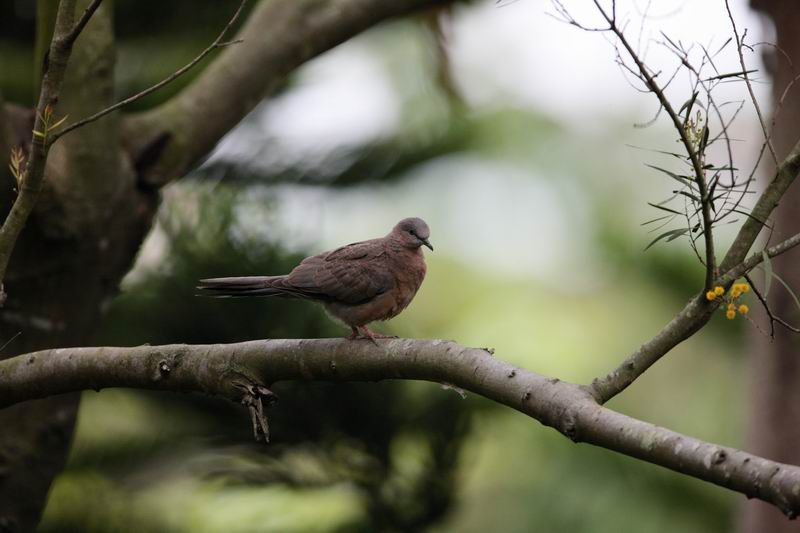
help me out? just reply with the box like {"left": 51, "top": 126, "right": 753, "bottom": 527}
{"left": 286, "top": 239, "right": 394, "bottom": 304}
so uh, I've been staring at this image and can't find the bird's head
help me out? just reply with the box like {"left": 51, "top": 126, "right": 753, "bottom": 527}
{"left": 392, "top": 217, "right": 433, "bottom": 251}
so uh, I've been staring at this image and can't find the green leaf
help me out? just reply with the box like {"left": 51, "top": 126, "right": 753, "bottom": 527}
{"left": 647, "top": 202, "right": 682, "bottom": 215}
{"left": 641, "top": 214, "right": 673, "bottom": 226}
{"left": 677, "top": 190, "right": 702, "bottom": 203}
{"left": 50, "top": 114, "right": 68, "bottom": 130}
{"left": 699, "top": 125, "right": 710, "bottom": 153}
{"left": 679, "top": 91, "right": 699, "bottom": 122}
{"left": 646, "top": 164, "right": 692, "bottom": 185}
{"left": 770, "top": 270, "right": 800, "bottom": 314}
{"left": 32, "top": 130, "right": 45, "bottom": 138}
{"left": 645, "top": 228, "right": 688, "bottom": 251}
{"left": 763, "top": 251, "right": 772, "bottom": 298}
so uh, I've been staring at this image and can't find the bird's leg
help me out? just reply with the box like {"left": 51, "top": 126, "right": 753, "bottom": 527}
{"left": 348, "top": 326, "right": 361, "bottom": 340}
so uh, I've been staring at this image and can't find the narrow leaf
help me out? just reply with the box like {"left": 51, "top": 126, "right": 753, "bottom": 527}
{"left": 704, "top": 69, "right": 758, "bottom": 81}
{"left": 679, "top": 91, "right": 699, "bottom": 123}
{"left": 641, "top": 214, "right": 672, "bottom": 226}
{"left": 50, "top": 114, "right": 68, "bottom": 130}
{"left": 770, "top": 270, "right": 800, "bottom": 314}
{"left": 647, "top": 202, "right": 682, "bottom": 215}
{"left": 645, "top": 228, "right": 688, "bottom": 251}
{"left": 646, "top": 164, "right": 692, "bottom": 184}
{"left": 763, "top": 251, "right": 772, "bottom": 298}
{"left": 677, "top": 190, "right": 702, "bottom": 203}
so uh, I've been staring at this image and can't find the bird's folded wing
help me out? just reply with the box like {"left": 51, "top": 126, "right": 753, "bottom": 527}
{"left": 287, "top": 240, "right": 394, "bottom": 304}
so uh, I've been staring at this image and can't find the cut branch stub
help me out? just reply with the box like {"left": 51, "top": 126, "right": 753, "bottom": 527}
{"left": 235, "top": 381, "right": 278, "bottom": 443}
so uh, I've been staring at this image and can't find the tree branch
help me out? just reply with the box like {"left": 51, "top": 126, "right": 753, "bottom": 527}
{"left": 51, "top": 0, "right": 247, "bottom": 143}
{"left": 1, "top": 338, "right": 800, "bottom": 517}
{"left": 592, "top": 0, "right": 717, "bottom": 289}
{"left": 592, "top": 227, "right": 800, "bottom": 403}
{"left": 62, "top": 0, "right": 103, "bottom": 48}
{"left": 122, "top": 0, "right": 454, "bottom": 187}
{"left": 591, "top": 136, "right": 800, "bottom": 403}
{"left": 0, "top": 0, "right": 102, "bottom": 302}
{"left": 724, "top": 0, "right": 778, "bottom": 166}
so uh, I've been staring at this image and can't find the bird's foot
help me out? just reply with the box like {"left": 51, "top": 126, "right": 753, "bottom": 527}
{"left": 347, "top": 326, "right": 397, "bottom": 342}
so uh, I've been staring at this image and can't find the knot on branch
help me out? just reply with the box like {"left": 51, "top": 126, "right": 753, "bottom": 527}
{"left": 235, "top": 381, "right": 278, "bottom": 443}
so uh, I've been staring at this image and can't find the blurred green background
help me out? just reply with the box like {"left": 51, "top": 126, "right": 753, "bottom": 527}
{"left": 1, "top": 0, "right": 762, "bottom": 531}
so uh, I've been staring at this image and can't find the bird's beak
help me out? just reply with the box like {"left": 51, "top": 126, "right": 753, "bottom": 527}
{"left": 421, "top": 238, "right": 434, "bottom": 251}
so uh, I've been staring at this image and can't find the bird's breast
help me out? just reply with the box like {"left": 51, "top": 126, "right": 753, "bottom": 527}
{"left": 386, "top": 250, "right": 426, "bottom": 316}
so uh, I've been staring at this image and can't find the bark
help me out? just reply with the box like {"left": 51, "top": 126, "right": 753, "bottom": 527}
{"left": 740, "top": 1, "right": 800, "bottom": 531}
{"left": 0, "top": 2, "right": 154, "bottom": 531}
{"left": 0, "top": 0, "right": 455, "bottom": 529}
{"left": 3, "top": 339, "right": 800, "bottom": 518}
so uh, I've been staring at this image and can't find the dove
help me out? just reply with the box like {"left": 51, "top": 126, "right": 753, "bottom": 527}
{"left": 198, "top": 217, "right": 432, "bottom": 340}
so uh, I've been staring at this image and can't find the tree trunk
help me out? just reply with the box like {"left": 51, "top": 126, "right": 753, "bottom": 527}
{"left": 740, "top": 1, "right": 800, "bottom": 531}
{"left": 0, "top": 2, "right": 157, "bottom": 530}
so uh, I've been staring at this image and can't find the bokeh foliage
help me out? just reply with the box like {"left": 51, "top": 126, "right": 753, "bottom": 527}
{"left": 1, "top": 2, "right": 752, "bottom": 532}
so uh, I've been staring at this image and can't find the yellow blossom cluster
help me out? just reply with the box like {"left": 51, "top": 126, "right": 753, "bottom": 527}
{"left": 705, "top": 282, "right": 750, "bottom": 320}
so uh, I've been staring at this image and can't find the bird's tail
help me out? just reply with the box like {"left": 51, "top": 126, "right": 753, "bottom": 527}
{"left": 197, "top": 276, "right": 297, "bottom": 298}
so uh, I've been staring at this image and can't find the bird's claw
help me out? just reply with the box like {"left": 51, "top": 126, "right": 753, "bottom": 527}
{"left": 347, "top": 326, "right": 397, "bottom": 343}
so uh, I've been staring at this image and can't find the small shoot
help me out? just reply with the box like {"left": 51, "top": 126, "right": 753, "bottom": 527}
{"left": 8, "top": 146, "right": 25, "bottom": 192}
{"left": 32, "top": 104, "right": 68, "bottom": 144}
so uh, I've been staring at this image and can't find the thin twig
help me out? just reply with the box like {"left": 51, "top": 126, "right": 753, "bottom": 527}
{"left": 591, "top": 0, "right": 717, "bottom": 289}
{"left": 744, "top": 272, "right": 800, "bottom": 337}
{"left": 724, "top": 0, "right": 778, "bottom": 166}
{"left": 52, "top": 0, "right": 248, "bottom": 141}
{"left": 63, "top": 0, "right": 104, "bottom": 47}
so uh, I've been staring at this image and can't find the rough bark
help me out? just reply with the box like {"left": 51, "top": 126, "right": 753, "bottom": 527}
{"left": 0, "top": 2, "right": 155, "bottom": 531}
{"left": 740, "top": 1, "right": 800, "bottom": 531}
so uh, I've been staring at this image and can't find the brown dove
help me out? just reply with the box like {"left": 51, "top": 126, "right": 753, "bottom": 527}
{"left": 198, "top": 217, "right": 432, "bottom": 340}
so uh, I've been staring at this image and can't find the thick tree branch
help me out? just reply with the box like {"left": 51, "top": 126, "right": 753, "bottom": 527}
{"left": 720, "top": 136, "right": 800, "bottom": 272}
{"left": 122, "top": 0, "right": 454, "bottom": 187}
{"left": 1, "top": 339, "right": 800, "bottom": 517}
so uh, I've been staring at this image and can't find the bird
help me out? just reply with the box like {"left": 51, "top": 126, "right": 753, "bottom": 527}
{"left": 197, "top": 217, "right": 433, "bottom": 340}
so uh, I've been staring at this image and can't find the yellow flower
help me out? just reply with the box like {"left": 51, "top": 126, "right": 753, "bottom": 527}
{"left": 739, "top": 304, "right": 749, "bottom": 314}
{"left": 714, "top": 286, "right": 725, "bottom": 296}
{"left": 706, "top": 291, "right": 717, "bottom": 301}
{"left": 727, "top": 303, "right": 736, "bottom": 310}
{"left": 726, "top": 309, "right": 736, "bottom": 320}
{"left": 731, "top": 287, "right": 742, "bottom": 298}
{"left": 741, "top": 284, "right": 750, "bottom": 293}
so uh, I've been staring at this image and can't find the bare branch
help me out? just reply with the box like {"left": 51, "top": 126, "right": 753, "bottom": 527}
{"left": 0, "top": 0, "right": 84, "bottom": 303}
{"left": 744, "top": 272, "right": 800, "bottom": 337}
{"left": 724, "top": 0, "right": 777, "bottom": 166}
{"left": 51, "top": 0, "right": 247, "bottom": 142}
{"left": 592, "top": 227, "right": 800, "bottom": 403}
{"left": 591, "top": 0, "right": 717, "bottom": 289}
{"left": 63, "top": 0, "right": 104, "bottom": 48}
{"left": 1, "top": 338, "right": 800, "bottom": 517}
